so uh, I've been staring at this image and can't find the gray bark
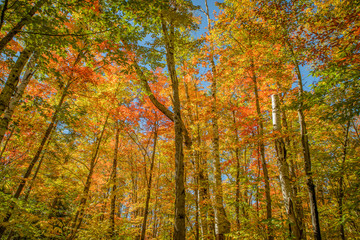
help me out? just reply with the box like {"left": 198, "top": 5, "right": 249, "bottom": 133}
{"left": 204, "top": 1, "right": 231, "bottom": 238}
{"left": 272, "top": 94, "right": 304, "bottom": 239}
{"left": 0, "top": 47, "right": 32, "bottom": 116}
{"left": 290, "top": 45, "right": 322, "bottom": 240}
{"left": 250, "top": 59, "right": 273, "bottom": 240}
{"left": 0, "top": 51, "right": 38, "bottom": 144}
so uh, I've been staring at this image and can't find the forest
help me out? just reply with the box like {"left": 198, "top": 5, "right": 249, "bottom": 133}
{"left": 0, "top": 0, "right": 359, "bottom": 239}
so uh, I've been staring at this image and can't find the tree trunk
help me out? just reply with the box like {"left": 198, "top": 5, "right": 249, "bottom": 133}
{"left": 338, "top": 120, "right": 350, "bottom": 240}
{"left": 140, "top": 120, "right": 158, "bottom": 240}
{"left": 250, "top": 59, "right": 273, "bottom": 240}
{"left": 184, "top": 81, "right": 200, "bottom": 240}
{"left": 68, "top": 114, "right": 109, "bottom": 240}
{"left": 110, "top": 122, "right": 120, "bottom": 238}
{"left": 284, "top": 38, "right": 322, "bottom": 240}
{"left": 292, "top": 50, "right": 322, "bottom": 240}
{"left": 272, "top": 94, "right": 304, "bottom": 239}
{"left": 232, "top": 110, "right": 241, "bottom": 231}
{"left": 161, "top": 16, "right": 186, "bottom": 240}
{"left": 0, "top": 84, "right": 68, "bottom": 238}
{"left": 278, "top": 91, "right": 306, "bottom": 238}
{"left": 0, "top": 0, "right": 47, "bottom": 53}
{"left": 204, "top": 2, "right": 231, "bottom": 238}
{"left": 194, "top": 171, "right": 200, "bottom": 240}
{"left": 0, "top": 51, "right": 38, "bottom": 144}
{"left": 0, "top": 47, "right": 32, "bottom": 116}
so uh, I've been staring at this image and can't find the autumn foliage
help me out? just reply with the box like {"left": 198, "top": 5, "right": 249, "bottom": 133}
{"left": 0, "top": 0, "right": 359, "bottom": 239}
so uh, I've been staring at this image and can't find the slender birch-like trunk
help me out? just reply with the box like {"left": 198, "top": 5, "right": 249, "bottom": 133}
{"left": 0, "top": 47, "right": 32, "bottom": 116}
{"left": 0, "top": 51, "right": 38, "bottom": 144}
{"left": 204, "top": 1, "right": 231, "bottom": 238}
{"left": 272, "top": 94, "right": 304, "bottom": 239}
{"left": 250, "top": 58, "right": 273, "bottom": 240}
{"left": 288, "top": 42, "right": 322, "bottom": 240}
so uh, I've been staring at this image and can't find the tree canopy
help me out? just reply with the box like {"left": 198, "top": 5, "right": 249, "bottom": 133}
{"left": 0, "top": 0, "right": 359, "bottom": 239}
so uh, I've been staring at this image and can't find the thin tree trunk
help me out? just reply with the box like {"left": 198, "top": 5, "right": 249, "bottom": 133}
{"left": 256, "top": 149, "right": 261, "bottom": 235}
{"left": 140, "top": 120, "right": 158, "bottom": 240}
{"left": 194, "top": 170, "right": 200, "bottom": 240}
{"left": 0, "top": 84, "right": 69, "bottom": 238}
{"left": 152, "top": 158, "right": 161, "bottom": 239}
{"left": 0, "top": 51, "right": 38, "bottom": 144}
{"left": 204, "top": 2, "right": 231, "bottom": 238}
{"left": 161, "top": 16, "right": 186, "bottom": 240}
{"left": 233, "top": 110, "right": 241, "bottom": 231}
{"left": 338, "top": 120, "right": 350, "bottom": 240}
{"left": 250, "top": 58, "right": 273, "bottom": 240}
{"left": 288, "top": 42, "right": 322, "bottom": 240}
{"left": 0, "top": 47, "right": 32, "bottom": 116}
{"left": 278, "top": 91, "right": 306, "bottom": 238}
{"left": 272, "top": 94, "right": 304, "bottom": 239}
{"left": 68, "top": 113, "right": 109, "bottom": 240}
{"left": 0, "top": 0, "right": 47, "bottom": 53}
{"left": 110, "top": 122, "right": 120, "bottom": 238}
{"left": 242, "top": 147, "right": 248, "bottom": 218}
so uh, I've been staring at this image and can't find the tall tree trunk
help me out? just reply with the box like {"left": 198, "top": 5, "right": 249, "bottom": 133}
{"left": 194, "top": 170, "right": 200, "bottom": 240}
{"left": 250, "top": 59, "right": 273, "bottom": 240}
{"left": 338, "top": 120, "right": 350, "bottom": 240}
{"left": 277, "top": 90, "right": 306, "bottom": 238}
{"left": 0, "top": 47, "right": 33, "bottom": 116}
{"left": 161, "top": 16, "right": 186, "bottom": 240}
{"left": 232, "top": 110, "right": 241, "bottom": 231}
{"left": 0, "top": 0, "right": 46, "bottom": 53}
{"left": 0, "top": 84, "right": 69, "bottom": 238}
{"left": 0, "top": 51, "right": 38, "bottom": 144}
{"left": 110, "top": 122, "right": 120, "bottom": 238}
{"left": 140, "top": 120, "right": 158, "bottom": 240}
{"left": 68, "top": 114, "right": 109, "bottom": 240}
{"left": 272, "top": 94, "right": 304, "bottom": 239}
{"left": 288, "top": 41, "right": 322, "bottom": 240}
{"left": 204, "top": 1, "right": 231, "bottom": 238}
